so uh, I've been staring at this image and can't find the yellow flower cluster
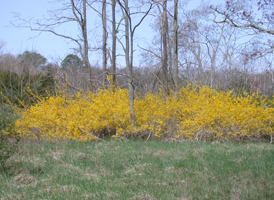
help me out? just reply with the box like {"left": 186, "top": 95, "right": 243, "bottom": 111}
{"left": 15, "top": 85, "right": 274, "bottom": 141}
{"left": 15, "top": 87, "right": 130, "bottom": 141}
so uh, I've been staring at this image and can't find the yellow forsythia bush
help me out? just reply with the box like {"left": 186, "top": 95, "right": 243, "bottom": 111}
{"left": 131, "top": 85, "right": 274, "bottom": 141}
{"left": 15, "top": 87, "right": 131, "bottom": 141}
{"left": 15, "top": 84, "right": 274, "bottom": 141}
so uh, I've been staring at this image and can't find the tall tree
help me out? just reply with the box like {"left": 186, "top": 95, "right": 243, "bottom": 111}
{"left": 162, "top": 0, "right": 169, "bottom": 93}
{"left": 117, "top": 0, "right": 152, "bottom": 125}
{"left": 111, "top": 0, "right": 117, "bottom": 86}
{"left": 179, "top": 11, "right": 205, "bottom": 85}
{"left": 173, "top": 0, "right": 178, "bottom": 89}
{"left": 102, "top": 0, "right": 107, "bottom": 87}
{"left": 119, "top": 0, "right": 136, "bottom": 125}
{"left": 153, "top": 0, "right": 171, "bottom": 93}
{"left": 80, "top": 0, "right": 90, "bottom": 71}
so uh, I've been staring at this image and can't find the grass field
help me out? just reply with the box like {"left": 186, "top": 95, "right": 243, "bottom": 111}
{"left": 0, "top": 140, "right": 273, "bottom": 200}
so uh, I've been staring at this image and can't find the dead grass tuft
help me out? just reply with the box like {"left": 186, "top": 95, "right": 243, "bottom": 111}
{"left": 48, "top": 149, "right": 65, "bottom": 160}
{"left": 13, "top": 174, "right": 36, "bottom": 184}
{"left": 165, "top": 166, "right": 175, "bottom": 172}
{"left": 60, "top": 164, "right": 80, "bottom": 171}
{"left": 84, "top": 173, "right": 99, "bottom": 180}
{"left": 153, "top": 150, "right": 170, "bottom": 156}
{"left": 6, "top": 155, "right": 45, "bottom": 169}
{"left": 156, "top": 182, "right": 169, "bottom": 187}
{"left": 125, "top": 167, "right": 136, "bottom": 174}
{"left": 231, "top": 189, "right": 241, "bottom": 200}
{"left": 76, "top": 152, "right": 89, "bottom": 159}
{"left": 41, "top": 184, "right": 80, "bottom": 193}
{"left": 174, "top": 198, "right": 192, "bottom": 200}
{"left": 12, "top": 173, "right": 38, "bottom": 188}
{"left": 0, "top": 193, "right": 28, "bottom": 200}
{"left": 128, "top": 193, "right": 157, "bottom": 200}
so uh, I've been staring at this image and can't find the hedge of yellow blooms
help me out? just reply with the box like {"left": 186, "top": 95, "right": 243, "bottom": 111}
{"left": 15, "top": 84, "right": 274, "bottom": 141}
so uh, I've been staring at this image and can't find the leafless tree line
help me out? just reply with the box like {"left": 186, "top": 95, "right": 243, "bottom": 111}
{"left": 4, "top": 0, "right": 274, "bottom": 123}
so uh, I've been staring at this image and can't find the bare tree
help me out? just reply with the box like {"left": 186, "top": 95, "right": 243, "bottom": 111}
{"left": 117, "top": 0, "right": 152, "bottom": 125}
{"left": 80, "top": 0, "right": 90, "bottom": 70}
{"left": 137, "top": 0, "right": 181, "bottom": 92}
{"left": 173, "top": 0, "right": 178, "bottom": 89}
{"left": 160, "top": 0, "right": 169, "bottom": 93}
{"left": 12, "top": 0, "right": 92, "bottom": 85}
{"left": 205, "top": 22, "right": 225, "bottom": 88}
{"left": 102, "top": 0, "right": 107, "bottom": 87}
{"left": 111, "top": 0, "right": 117, "bottom": 86}
{"left": 179, "top": 10, "right": 205, "bottom": 85}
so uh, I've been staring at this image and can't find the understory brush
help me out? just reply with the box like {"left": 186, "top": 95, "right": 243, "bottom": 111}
{"left": 0, "top": 105, "right": 20, "bottom": 170}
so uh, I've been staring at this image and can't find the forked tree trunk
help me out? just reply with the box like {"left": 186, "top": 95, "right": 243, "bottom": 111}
{"left": 117, "top": 0, "right": 152, "bottom": 126}
{"left": 124, "top": 0, "right": 136, "bottom": 125}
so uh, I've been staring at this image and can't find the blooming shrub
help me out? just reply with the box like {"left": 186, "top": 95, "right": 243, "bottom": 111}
{"left": 16, "top": 87, "right": 130, "bottom": 141}
{"left": 15, "top": 85, "right": 274, "bottom": 142}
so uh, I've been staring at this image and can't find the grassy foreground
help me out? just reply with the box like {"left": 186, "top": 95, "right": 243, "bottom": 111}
{"left": 0, "top": 140, "right": 273, "bottom": 200}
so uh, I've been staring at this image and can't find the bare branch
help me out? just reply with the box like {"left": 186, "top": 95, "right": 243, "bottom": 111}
{"left": 132, "top": 3, "right": 153, "bottom": 34}
{"left": 210, "top": 6, "right": 274, "bottom": 35}
{"left": 137, "top": 44, "right": 161, "bottom": 58}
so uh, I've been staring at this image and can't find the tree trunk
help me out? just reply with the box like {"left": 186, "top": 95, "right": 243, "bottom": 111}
{"left": 82, "top": 0, "right": 90, "bottom": 70}
{"left": 173, "top": 0, "right": 178, "bottom": 90}
{"left": 102, "top": 0, "right": 107, "bottom": 87}
{"left": 111, "top": 0, "right": 116, "bottom": 86}
{"left": 81, "top": 0, "right": 92, "bottom": 89}
{"left": 124, "top": 0, "right": 136, "bottom": 126}
{"left": 162, "top": 0, "right": 169, "bottom": 94}
{"left": 117, "top": 0, "right": 151, "bottom": 125}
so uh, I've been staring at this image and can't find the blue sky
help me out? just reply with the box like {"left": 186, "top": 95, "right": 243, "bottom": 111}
{"left": 1, "top": 0, "right": 153, "bottom": 65}
{"left": 1, "top": 0, "right": 78, "bottom": 62}
{"left": 1, "top": 0, "right": 220, "bottom": 66}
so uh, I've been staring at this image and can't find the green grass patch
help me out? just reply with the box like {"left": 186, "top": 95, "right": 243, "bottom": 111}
{"left": 0, "top": 140, "right": 273, "bottom": 199}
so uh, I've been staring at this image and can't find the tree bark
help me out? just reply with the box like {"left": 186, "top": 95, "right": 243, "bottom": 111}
{"left": 102, "top": 0, "right": 107, "bottom": 87}
{"left": 111, "top": 0, "right": 116, "bottom": 86}
{"left": 162, "top": 0, "right": 169, "bottom": 94}
{"left": 81, "top": 0, "right": 90, "bottom": 70}
{"left": 173, "top": 0, "right": 178, "bottom": 89}
{"left": 124, "top": 0, "right": 136, "bottom": 126}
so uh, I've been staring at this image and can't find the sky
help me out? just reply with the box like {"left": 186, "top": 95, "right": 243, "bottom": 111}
{"left": 0, "top": 0, "right": 220, "bottom": 66}
{"left": 1, "top": 0, "right": 79, "bottom": 63}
